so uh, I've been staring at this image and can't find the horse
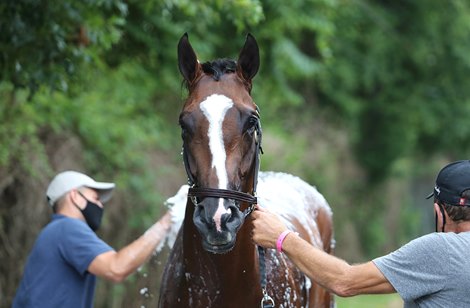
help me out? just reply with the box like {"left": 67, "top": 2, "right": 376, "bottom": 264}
{"left": 158, "top": 33, "right": 335, "bottom": 308}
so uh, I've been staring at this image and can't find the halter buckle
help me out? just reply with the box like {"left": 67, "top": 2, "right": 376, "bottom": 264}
{"left": 244, "top": 203, "right": 256, "bottom": 217}
{"left": 260, "top": 289, "right": 275, "bottom": 308}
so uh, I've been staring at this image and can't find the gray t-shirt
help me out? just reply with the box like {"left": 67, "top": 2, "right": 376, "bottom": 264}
{"left": 373, "top": 231, "right": 470, "bottom": 307}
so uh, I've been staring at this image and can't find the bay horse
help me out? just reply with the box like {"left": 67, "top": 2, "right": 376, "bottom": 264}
{"left": 158, "top": 33, "right": 335, "bottom": 308}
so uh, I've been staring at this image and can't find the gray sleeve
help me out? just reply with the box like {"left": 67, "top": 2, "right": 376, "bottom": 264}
{"left": 372, "top": 233, "right": 448, "bottom": 302}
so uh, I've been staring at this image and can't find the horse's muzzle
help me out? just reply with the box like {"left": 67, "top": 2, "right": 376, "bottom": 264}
{"left": 193, "top": 199, "right": 244, "bottom": 254}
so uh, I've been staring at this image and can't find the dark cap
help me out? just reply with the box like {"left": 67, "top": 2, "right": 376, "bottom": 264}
{"left": 426, "top": 160, "right": 470, "bottom": 206}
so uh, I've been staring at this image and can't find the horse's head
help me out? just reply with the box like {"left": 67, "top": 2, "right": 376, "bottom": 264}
{"left": 178, "top": 33, "right": 261, "bottom": 254}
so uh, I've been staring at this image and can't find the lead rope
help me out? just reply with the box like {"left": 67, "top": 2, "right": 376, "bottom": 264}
{"left": 252, "top": 121, "right": 274, "bottom": 308}
{"left": 258, "top": 246, "right": 275, "bottom": 307}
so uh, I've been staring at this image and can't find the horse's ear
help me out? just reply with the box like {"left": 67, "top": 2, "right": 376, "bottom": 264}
{"left": 178, "top": 33, "right": 200, "bottom": 84}
{"left": 237, "top": 33, "right": 260, "bottom": 82}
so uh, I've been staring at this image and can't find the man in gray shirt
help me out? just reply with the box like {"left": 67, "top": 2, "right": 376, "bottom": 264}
{"left": 252, "top": 160, "right": 470, "bottom": 307}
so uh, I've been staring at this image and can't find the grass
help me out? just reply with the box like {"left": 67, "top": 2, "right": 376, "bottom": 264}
{"left": 336, "top": 293, "right": 403, "bottom": 308}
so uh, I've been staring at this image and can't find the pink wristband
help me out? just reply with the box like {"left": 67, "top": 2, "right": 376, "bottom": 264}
{"left": 276, "top": 230, "right": 293, "bottom": 253}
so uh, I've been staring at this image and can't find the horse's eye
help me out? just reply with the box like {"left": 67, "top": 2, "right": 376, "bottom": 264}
{"left": 179, "top": 122, "right": 190, "bottom": 140}
{"left": 246, "top": 116, "right": 259, "bottom": 135}
{"left": 179, "top": 115, "right": 193, "bottom": 139}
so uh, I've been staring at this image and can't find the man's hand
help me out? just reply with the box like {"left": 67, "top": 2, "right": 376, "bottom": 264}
{"left": 251, "top": 205, "right": 288, "bottom": 249}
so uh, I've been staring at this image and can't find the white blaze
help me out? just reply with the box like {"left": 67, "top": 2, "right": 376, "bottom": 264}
{"left": 200, "top": 94, "right": 233, "bottom": 231}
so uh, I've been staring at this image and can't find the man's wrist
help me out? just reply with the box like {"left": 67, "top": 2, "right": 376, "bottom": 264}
{"left": 276, "top": 230, "right": 298, "bottom": 253}
{"left": 144, "top": 221, "right": 167, "bottom": 240}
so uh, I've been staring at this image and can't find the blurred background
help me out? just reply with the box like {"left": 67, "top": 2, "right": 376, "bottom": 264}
{"left": 1, "top": 0, "right": 470, "bottom": 306}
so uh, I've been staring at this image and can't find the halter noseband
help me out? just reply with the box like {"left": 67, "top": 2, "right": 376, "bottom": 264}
{"left": 182, "top": 114, "right": 262, "bottom": 217}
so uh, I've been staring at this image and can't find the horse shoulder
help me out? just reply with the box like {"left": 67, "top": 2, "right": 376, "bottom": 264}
{"left": 257, "top": 171, "right": 334, "bottom": 250}
{"left": 158, "top": 230, "right": 187, "bottom": 307}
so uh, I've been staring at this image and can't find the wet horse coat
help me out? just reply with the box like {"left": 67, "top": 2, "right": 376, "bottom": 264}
{"left": 159, "top": 34, "right": 334, "bottom": 307}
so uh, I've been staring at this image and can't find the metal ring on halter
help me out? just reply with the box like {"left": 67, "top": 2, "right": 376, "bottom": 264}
{"left": 260, "top": 289, "right": 275, "bottom": 308}
{"left": 244, "top": 203, "right": 256, "bottom": 217}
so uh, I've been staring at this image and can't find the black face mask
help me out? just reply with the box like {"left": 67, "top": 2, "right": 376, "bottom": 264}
{"left": 77, "top": 192, "right": 104, "bottom": 231}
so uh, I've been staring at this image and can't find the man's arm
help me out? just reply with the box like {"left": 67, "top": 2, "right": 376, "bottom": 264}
{"left": 251, "top": 206, "right": 395, "bottom": 297}
{"left": 88, "top": 211, "right": 172, "bottom": 283}
{"left": 280, "top": 233, "right": 395, "bottom": 296}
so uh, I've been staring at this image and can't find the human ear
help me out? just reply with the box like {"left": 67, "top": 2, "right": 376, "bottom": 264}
{"left": 69, "top": 189, "right": 85, "bottom": 209}
{"left": 434, "top": 203, "right": 442, "bottom": 232}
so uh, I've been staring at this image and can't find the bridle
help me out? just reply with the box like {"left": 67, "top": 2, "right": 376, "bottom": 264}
{"left": 181, "top": 109, "right": 275, "bottom": 307}
{"left": 182, "top": 111, "right": 263, "bottom": 217}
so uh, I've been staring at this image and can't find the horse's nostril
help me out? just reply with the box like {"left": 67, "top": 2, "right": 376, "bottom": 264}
{"left": 226, "top": 207, "right": 238, "bottom": 222}
{"left": 194, "top": 205, "right": 203, "bottom": 216}
{"left": 224, "top": 205, "right": 243, "bottom": 230}
{"left": 193, "top": 205, "right": 205, "bottom": 224}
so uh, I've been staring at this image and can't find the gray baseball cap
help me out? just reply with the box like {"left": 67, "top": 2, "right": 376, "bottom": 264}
{"left": 46, "top": 170, "right": 115, "bottom": 206}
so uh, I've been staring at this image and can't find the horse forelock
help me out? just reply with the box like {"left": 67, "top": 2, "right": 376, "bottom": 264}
{"left": 182, "top": 59, "right": 240, "bottom": 92}
{"left": 201, "top": 59, "right": 237, "bottom": 81}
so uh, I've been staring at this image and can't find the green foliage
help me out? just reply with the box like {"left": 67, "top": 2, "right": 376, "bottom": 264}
{"left": 337, "top": 293, "right": 402, "bottom": 307}
{"left": 318, "top": 0, "right": 470, "bottom": 180}
{"left": 4, "top": 0, "right": 470, "bottom": 184}
{"left": 0, "top": 0, "right": 127, "bottom": 94}
{"left": 254, "top": 0, "right": 337, "bottom": 111}
{"left": 105, "top": 0, "right": 264, "bottom": 69}
{"left": 0, "top": 84, "right": 54, "bottom": 175}
{"left": 3, "top": 0, "right": 470, "bottom": 305}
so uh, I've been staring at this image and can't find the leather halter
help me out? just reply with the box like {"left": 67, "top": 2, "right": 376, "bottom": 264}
{"left": 182, "top": 112, "right": 262, "bottom": 216}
